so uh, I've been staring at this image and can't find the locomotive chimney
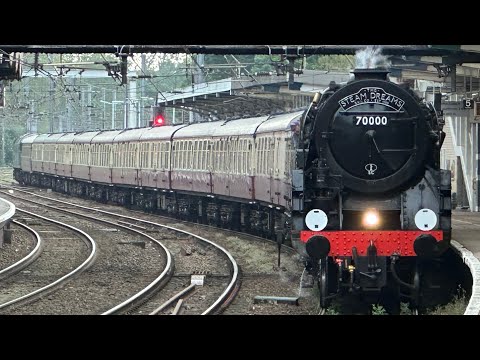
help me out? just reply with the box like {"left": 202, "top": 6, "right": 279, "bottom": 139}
{"left": 352, "top": 68, "right": 390, "bottom": 81}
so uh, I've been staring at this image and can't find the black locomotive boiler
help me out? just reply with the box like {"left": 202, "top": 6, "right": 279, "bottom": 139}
{"left": 293, "top": 68, "right": 452, "bottom": 312}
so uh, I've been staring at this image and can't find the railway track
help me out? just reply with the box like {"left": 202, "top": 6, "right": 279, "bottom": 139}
{"left": 0, "top": 220, "right": 43, "bottom": 280}
{"left": 0, "top": 208, "right": 96, "bottom": 313}
{"left": 1, "top": 183, "right": 318, "bottom": 315}
{"left": 0, "top": 186, "right": 239, "bottom": 315}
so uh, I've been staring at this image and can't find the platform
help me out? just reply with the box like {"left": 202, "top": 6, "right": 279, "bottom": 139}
{"left": 0, "top": 197, "right": 15, "bottom": 246}
{"left": 451, "top": 210, "right": 480, "bottom": 314}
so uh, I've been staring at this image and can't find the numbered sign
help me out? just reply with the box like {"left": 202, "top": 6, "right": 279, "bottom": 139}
{"left": 464, "top": 99, "right": 474, "bottom": 109}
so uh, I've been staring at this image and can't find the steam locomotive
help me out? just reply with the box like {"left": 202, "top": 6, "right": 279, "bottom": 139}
{"left": 297, "top": 68, "right": 452, "bottom": 312}
{"left": 12, "top": 68, "right": 452, "bottom": 313}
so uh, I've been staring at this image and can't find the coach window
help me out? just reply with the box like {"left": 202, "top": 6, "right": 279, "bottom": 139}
{"left": 147, "top": 142, "right": 151, "bottom": 169}
{"left": 85, "top": 144, "right": 89, "bottom": 166}
{"left": 152, "top": 143, "right": 158, "bottom": 170}
{"left": 256, "top": 138, "right": 261, "bottom": 175}
{"left": 104, "top": 144, "right": 109, "bottom": 167}
{"left": 95, "top": 144, "right": 99, "bottom": 166}
{"left": 129, "top": 143, "right": 133, "bottom": 168}
{"left": 256, "top": 138, "right": 262, "bottom": 175}
{"left": 89, "top": 144, "right": 93, "bottom": 166}
{"left": 261, "top": 138, "right": 266, "bottom": 175}
{"left": 241, "top": 139, "right": 246, "bottom": 174}
{"left": 222, "top": 140, "right": 227, "bottom": 172}
{"left": 123, "top": 143, "right": 128, "bottom": 168}
{"left": 268, "top": 139, "right": 274, "bottom": 176}
{"left": 242, "top": 139, "right": 247, "bottom": 174}
{"left": 161, "top": 142, "right": 166, "bottom": 170}
{"left": 105, "top": 144, "right": 109, "bottom": 167}
{"left": 118, "top": 143, "right": 124, "bottom": 168}
{"left": 240, "top": 139, "right": 245, "bottom": 174}
{"left": 177, "top": 141, "right": 182, "bottom": 170}
{"left": 193, "top": 140, "right": 198, "bottom": 171}
{"left": 189, "top": 140, "right": 193, "bottom": 170}
{"left": 126, "top": 143, "right": 130, "bottom": 168}
{"left": 181, "top": 141, "right": 186, "bottom": 170}
{"left": 63, "top": 145, "right": 67, "bottom": 164}
{"left": 174, "top": 142, "right": 178, "bottom": 170}
{"left": 145, "top": 142, "right": 150, "bottom": 169}
{"left": 130, "top": 143, "right": 134, "bottom": 168}
{"left": 57, "top": 145, "right": 62, "bottom": 164}
{"left": 263, "top": 138, "right": 268, "bottom": 175}
{"left": 112, "top": 144, "right": 117, "bottom": 168}
{"left": 61, "top": 145, "right": 66, "bottom": 164}
{"left": 90, "top": 144, "right": 95, "bottom": 166}
{"left": 229, "top": 140, "right": 234, "bottom": 174}
{"left": 206, "top": 141, "right": 211, "bottom": 171}
{"left": 231, "top": 139, "right": 234, "bottom": 173}
{"left": 160, "top": 142, "right": 165, "bottom": 170}
{"left": 138, "top": 143, "right": 143, "bottom": 168}
{"left": 165, "top": 142, "right": 169, "bottom": 170}
{"left": 75, "top": 144, "right": 80, "bottom": 165}
{"left": 173, "top": 142, "right": 177, "bottom": 169}
{"left": 160, "top": 142, "right": 164, "bottom": 170}
{"left": 197, "top": 140, "right": 203, "bottom": 171}
{"left": 71, "top": 145, "right": 74, "bottom": 165}
{"left": 186, "top": 141, "right": 191, "bottom": 170}
{"left": 93, "top": 144, "right": 97, "bottom": 166}
{"left": 102, "top": 144, "right": 106, "bottom": 167}
{"left": 204, "top": 140, "right": 208, "bottom": 171}
{"left": 119, "top": 143, "right": 124, "bottom": 168}
{"left": 217, "top": 140, "right": 223, "bottom": 172}
{"left": 130, "top": 143, "right": 135, "bottom": 168}
{"left": 201, "top": 140, "right": 206, "bottom": 171}
{"left": 182, "top": 141, "right": 186, "bottom": 170}
{"left": 150, "top": 143, "right": 159, "bottom": 170}
{"left": 214, "top": 140, "right": 219, "bottom": 172}
{"left": 175, "top": 142, "right": 180, "bottom": 170}
{"left": 212, "top": 140, "right": 217, "bottom": 171}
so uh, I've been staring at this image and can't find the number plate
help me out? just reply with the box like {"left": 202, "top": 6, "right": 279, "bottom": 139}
{"left": 355, "top": 116, "right": 388, "bottom": 126}
{"left": 463, "top": 99, "right": 474, "bottom": 109}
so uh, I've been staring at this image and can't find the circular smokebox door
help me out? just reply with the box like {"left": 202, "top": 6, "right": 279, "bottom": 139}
{"left": 414, "top": 209, "right": 437, "bottom": 231}
{"left": 305, "top": 209, "right": 328, "bottom": 231}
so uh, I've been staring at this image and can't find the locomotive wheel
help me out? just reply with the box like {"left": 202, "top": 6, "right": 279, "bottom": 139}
{"left": 318, "top": 258, "right": 329, "bottom": 308}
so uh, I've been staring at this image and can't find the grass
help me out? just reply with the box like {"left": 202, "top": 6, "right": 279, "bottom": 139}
{"left": 371, "top": 304, "right": 387, "bottom": 315}
{"left": 428, "top": 292, "right": 468, "bottom": 315}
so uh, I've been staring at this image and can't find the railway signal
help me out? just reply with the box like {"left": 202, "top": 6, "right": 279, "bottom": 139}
{"left": 150, "top": 106, "right": 167, "bottom": 127}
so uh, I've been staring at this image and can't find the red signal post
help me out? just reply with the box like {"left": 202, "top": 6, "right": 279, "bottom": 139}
{"left": 153, "top": 114, "right": 165, "bottom": 127}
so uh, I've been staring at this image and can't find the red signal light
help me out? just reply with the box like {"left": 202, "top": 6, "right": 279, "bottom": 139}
{"left": 153, "top": 114, "right": 165, "bottom": 127}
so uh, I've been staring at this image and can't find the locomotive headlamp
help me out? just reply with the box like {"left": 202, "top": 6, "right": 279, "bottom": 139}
{"left": 363, "top": 209, "right": 380, "bottom": 228}
{"left": 414, "top": 209, "right": 437, "bottom": 231}
{"left": 305, "top": 209, "right": 328, "bottom": 231}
